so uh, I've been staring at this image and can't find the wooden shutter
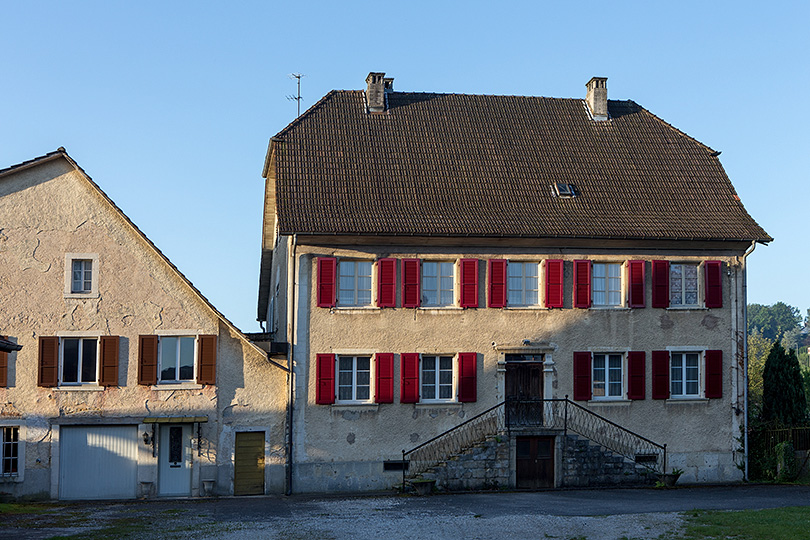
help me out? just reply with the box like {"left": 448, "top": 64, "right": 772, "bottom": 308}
{"left": 573, "top": 351, "right": 592, "bottom": 401}
{"left": 488, "top": 259, "right": 507, "bottom": 308}
{"left": 377, "top": 258, "right": 397, "bottom": 308}
{"left": 705, "top": 350, "right": 723, "bottom": 398}
{"left": 99, "top": 336, "right": 120, "bottom": 387}
{"left": 0, "top": 337, "right": 8, "bottom": 388}
{"left": 316, "top": 257, "right": 337, "bottom": 308}
{"left": 138, "top": 335, "right": 158, "bottom": 385}
{"left": 628, "top": 261, "right": 646, "bottom": 308}
{"left": 651, "top": 260, "right": 670, "bottom": 308}
{"left": 652, "top": 350, "right": 670, "bottom": 399}
{"left": 38, "top": 336, "right": 58, "bottom": 387}
{"left": 704, "top": 261, "right": 723, "bottom": 308}
{"left": 375, "top": 353, "right": 394, "bottom": 403}
{"left": 400, "top": 353, "right": 420, "bottom": 403}
{"left": 197, "top": 335, "right": 217, "bottom": 385}
{"left": 316, "top": 353, "right": 336, "bottom": 404}
{"left": 545, "top": 259, "right": 564, "bottom": 308}
{"left": 627, "top": 351, "right": 646, "bottom": 400}
{"left": 401, "top": 259, "right": 421, "bottom": 308}
{"left": 459, "top": 259, "right": 479, "bottom": 308}
{"left": 458, "top": 352, "right": 477, "bottom": 402}
{"left": 574, "top": 260, "right": 591, "bottom": 308}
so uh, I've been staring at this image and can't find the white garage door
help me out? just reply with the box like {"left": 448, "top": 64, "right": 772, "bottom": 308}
{"left": 59, "top": 425, "right": 138, "bottom": 500}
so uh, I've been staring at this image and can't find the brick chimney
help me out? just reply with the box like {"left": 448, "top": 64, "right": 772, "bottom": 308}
{"left": 366, "top": 72, "right": 386, "bottom": 113}
{"left": 585, "top": 77, "right": 608, "bottom": 121}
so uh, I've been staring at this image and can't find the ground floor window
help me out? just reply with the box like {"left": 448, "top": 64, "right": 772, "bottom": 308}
{"left": 337, "top": 355, "right": 371, "bottom": 402}
{"left": 592, "top": 353, "right": 623, "bottom": 398}
{"left": 671, "top": 352, "right": 700, "bottom": 397}
{"left": 422, "top": 355, "right": 454, "bottom": 401}
{"left": 1, "top": 426, "right": 19, "bottom": 477}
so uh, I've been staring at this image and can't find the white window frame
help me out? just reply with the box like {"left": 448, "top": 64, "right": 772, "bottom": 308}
{"left": 1, "top": 425, "right": 21, "bottom": 480}
{"left": 421, "top": 261, "right": 455, "bottom": 307}
{"left": 507, "top": 261, "right": 540, "bottom": 307}
{"left": 335, "top": 354, "right": 373, "bottom": 404}
{"left": 669, "top": 350, "right": 702, "bottom": 398}
{"left": 591, "top": 352, "right": 625, "bottom": 400}
{"left": 669, "top": 262, "right": 700, "bottom": 307}
{"left": 64, "top": 253, "right": 99, "bottom": 298}
{"left": 59, "top": 336, "right": 100, "bottom": 386}
{"left": 157, "top": 335, "right": 198, "bottom": 384}
{"left": 592, "top": 262, "right": 623, "bottom": 307}
{"left": 420, "top": 354, "right": 457, "bottom": 403}
{"left": 337, "top": 260, "right": 373, "bottom": 307}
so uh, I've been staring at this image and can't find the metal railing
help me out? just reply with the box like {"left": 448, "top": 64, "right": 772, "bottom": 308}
{"left": 756, "top": 426, "right": 810, "bottom": 452}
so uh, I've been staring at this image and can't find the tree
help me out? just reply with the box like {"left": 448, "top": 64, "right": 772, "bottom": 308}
{"left": 747, "top": 332, "right": 773, "bottom": 418}
{"left": 748, "top": 302, "right": 802, "bottom": 342}
{"left": 761, "top": 341, "right": 807, "bottom": 426}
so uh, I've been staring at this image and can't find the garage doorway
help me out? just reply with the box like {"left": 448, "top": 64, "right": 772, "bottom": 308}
{"left": 59, "top": 425, "right": 138, "bottom": 500}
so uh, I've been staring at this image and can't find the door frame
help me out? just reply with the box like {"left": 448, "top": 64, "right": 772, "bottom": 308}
{"left": 515, "top": 435, "right": 555, "bottom": 489}
{"left": 157, "top": 423, "right": 194, "bottom": 497}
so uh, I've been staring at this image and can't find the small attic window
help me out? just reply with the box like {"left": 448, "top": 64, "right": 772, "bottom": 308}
{"left": 553, "top": 183, "right": 577, "bottom": 198}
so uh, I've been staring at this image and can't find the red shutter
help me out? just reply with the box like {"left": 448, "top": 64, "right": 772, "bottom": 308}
{"left": 573, "top": 351, "right": 592, "bottom": 401}
{"left": 458, "top": 352, "right": 477, "bottom": 402}
{"left": 377, "top": 258, "right": 397, "bottom": 308}
{"left": 197, "top": 335, "right": 217, "bottom": 385}
{"left": 316, "top": 353, "right": 336, "bottom": 404}
{"left": 705, "top": 350, "right": 723, "bottom": 398}
{"left": 628, "top": 261, "right": 646, "bottom": 308}
{"left": 545, "top": 259, "right": 564, "bottom": 308}
{"left": 627, "top": 351, "right": 646, "bottom": 400}
{"left": 401, "top": 259, "right": 421, "bottom": 308}
{"left": 316, "top": 257, "right": 337, "bottom": 308}
{"left": 138, "top": 335, "right": 158, "bottom": 385}
{"left": 488, "top": 259, "right": 507, "bottom": 308}
{"left": 574, "top": 260, "right": 591, "bottom": 308}
{"left": 652, "top": 350, "right": 670, "bottom": 399}
{"left": 375, "top": 353, "right": 394, "bottom": 403}
{"left": 459, "top": 259, "right": 479, "bottom": 308}
{"left": 0, "top": 338, "right": 7, "bottom": 388}
{"left": 651, "top": 260, "right": 670, "bottom": 308}
{"left": 400, "top": 353, "right": 420, "bottom": 403}
{"left": 38, "top": 336, "right": 58, "bottom": 387}
{"left": 704, "top": 261, "right": 723, "bottom": 308}
{"left": 99, "top": 336, "right": 120, "bottom": 387}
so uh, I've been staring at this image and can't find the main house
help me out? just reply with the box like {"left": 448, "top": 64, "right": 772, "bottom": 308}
{"left": 0, "top": 150, "right": 288, "bottom": 500}
{"left": 257, "top": 74, "right": 771, "bottom": 492}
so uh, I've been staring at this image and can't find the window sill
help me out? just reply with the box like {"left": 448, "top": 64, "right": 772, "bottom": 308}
{"left": 64, "top": 293, "right": 100, "bottom": 300}
{"left": 504, "top": 306, "right": 548, "bottom": 311}
{"left": 587, "top": 399, "right": 631, "bottom": 406}
{"left": 588, "top": 306, "right": 630, "bottom": 311}
{"left": 331, "top": 403, "right": 379, "bottom": 411}
{"left": 151, "top": 383, "right": 204, "bottom": 391}
{"left": 55, "top": 385, "right": 105, "bottom": 392}
{"left": 331, "top": 307, "right": 380, "bottom": 314}
{"left": 416, "top": 402, "right": 461, "bottom": 409}
{"left": 417, "top": 307, "right": 464, "bottom": 313}
{"left": 665, "top": 397, "right": 709, "bottom": 404}
{"left": 0, "top": 475, "right": 22, "bottom": 483}
{"left": 666, "top": 306, "right": 708, "bottom": 311}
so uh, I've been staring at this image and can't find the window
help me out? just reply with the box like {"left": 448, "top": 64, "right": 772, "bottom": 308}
{"left": 1, "top": 427, "right": 18, "bottom": 477}
{"left": 61, "top": 337, "right": 98, "bottom": 384}
{"left": 71, "top": 260, "right": 93, "bottom": 293}
{"left": 670, "top": 352, "right": 700, "bottom": 397}
{"left": 337, "top": 355, "right": 371, "bottom": 403}
{"left": 592, "top": 263, "right": 622, "bottom": 307}
{"left": 422, "top": 262, "right": 454, "bottom": 307}
{"left": 421, "top": 355, "right": 454, "bottom": 401}
{"left": 64, "top": 253, "right": 98, "bottom": 297}
{"left": 338, "top": 261, "right": 372, "bottom": 307}
{"left": 159, "top": 336, "right": 196, "bottom": 383}
{"left": 507, "top": 262, "right": 539, "bottom": 306}
{"left": 137, "top": 334, "right": 216, "bottom": 386}
{"left": 670, "top": 264, "right": 698, "bottom": 306}
{"left": 592, "top": 353, "right": 623, "bottom": 399}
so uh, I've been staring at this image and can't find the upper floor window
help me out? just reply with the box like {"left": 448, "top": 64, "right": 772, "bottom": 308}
{"left": 338, "top": 261, "right": 372, "bottom": 307}
{"left": 37, "top": 335, "right": 119, "bottom": 388}
{"left": 64, "top": 253, "right": 99, "bottom": 298}
{"left": 670, "top": 264, "right": 698, "bottom": 306}
{"left": 159, "top": 336, "right": 196, "bottom": 383}
{"left": 421, "top": 355, "right": 454, "bottom": 401}
{"left": 592, "top": 263, "right": 622, "bottom": 307}
{"left": 507, "top": 262, "right": 539, "bottom": 306}
{"left": 422, "top": 262, "right": 454, "bottom": 307}
{"left": 337, "top": 355, "right": 372, "bottom": 403}
{"left": 670, "top": 352, "right": 700, "bottom": 397}
{"left": 137, "top": 334, "right": 216, "bottom": 386}
{"left": 1, "top": 427, "right": 18, "bottom": 477}
{"left": 71, "top": 260, "right": 93, "bottom": 293}
{"left": 61, "top": 337, "right": 98, "bottom": 384}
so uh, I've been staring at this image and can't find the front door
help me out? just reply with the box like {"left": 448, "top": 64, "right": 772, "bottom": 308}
{"left": 234, "top": 431, "right": 265, "bottom": 495}
{"left": 505, "top": 357, "right": 544, "bottom": 426}
{"left": 158, "top": 424, "right": 192, "bottom": 496}
{"left": 516, "top": 436, "right": 554, "bottom": 489}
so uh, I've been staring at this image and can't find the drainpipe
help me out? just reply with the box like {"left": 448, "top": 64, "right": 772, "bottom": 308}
{"left": 742, "top": 240, "right": 756, "bottom": 481}
{"left": 285, "top": 234, "right": 297, "bottom": 495}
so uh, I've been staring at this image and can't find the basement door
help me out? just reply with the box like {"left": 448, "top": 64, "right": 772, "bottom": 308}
{"left": 516, "top": 436, "right": 554, "bottom": 489}
{"left": 234, "top": 431, "right": 265, "bottom": 495}
{"left": 158, "top": 424, "right": 192, "bottom": 496}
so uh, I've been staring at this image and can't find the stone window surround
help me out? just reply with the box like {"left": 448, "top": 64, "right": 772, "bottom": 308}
{"left": 64, "top": 253, "right": 99, "bottom": 299}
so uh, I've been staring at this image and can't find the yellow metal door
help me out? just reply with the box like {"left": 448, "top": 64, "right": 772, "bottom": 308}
{"left": 234, "top": 432, "right": 265, "bottom": 495}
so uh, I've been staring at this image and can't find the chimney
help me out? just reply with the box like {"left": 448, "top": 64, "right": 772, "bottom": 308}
{"left": 366, "top": 72, "right": 386, "bottom": 113}
{"left": 585, "top": 77, "right": 608, "bottom": 121}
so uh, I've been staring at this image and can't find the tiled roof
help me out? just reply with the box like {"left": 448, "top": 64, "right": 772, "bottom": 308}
{"left": 271, "top": 91, "right": 770, "bottom": 242}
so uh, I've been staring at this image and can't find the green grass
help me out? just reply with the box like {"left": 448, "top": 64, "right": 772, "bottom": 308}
{"left": 677, "top": 506, "right": 810, "bottom": 539}
{"left": 0, "top": 502, "right": 52, "bottom": 514}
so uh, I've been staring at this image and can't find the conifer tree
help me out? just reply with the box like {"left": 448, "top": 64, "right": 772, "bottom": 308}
{"left": 761, "top": 341, "right": 807, "bottom": 426}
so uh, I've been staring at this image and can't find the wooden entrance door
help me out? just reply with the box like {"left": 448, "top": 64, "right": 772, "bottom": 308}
{"left": 505, "top": 358, "right": 544, "bottom": 426}
{"left": 234, "top": 432, "right": 265, "bottom": 495}
{"left": 516, "top": 436, "right": 554, "bottom": 489}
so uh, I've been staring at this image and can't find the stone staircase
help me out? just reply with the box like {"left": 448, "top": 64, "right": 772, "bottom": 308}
{"left": 561, "top": 434, "right": 656, "bottom": 487}
{"left": 415, "top": 435, "right": 511, "bottom": 491}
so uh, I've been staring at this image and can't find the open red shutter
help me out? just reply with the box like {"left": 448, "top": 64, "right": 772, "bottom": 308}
{"left": 652, "top": 260, "right": 670, "bottom": 308}
{"left": 574, "top": 260, "right": 591, "bottom": 308}
{"left": 316, "top": 353, "right": 336, "bottom": 404}
{"left": 705, "top": 350, "right": 723, "bottom": 398}
{"left": 138, "top": 335, "right": 158, "bottom": 385}
{"left": 705, "top": 261, "right": 723, "bottom": 308}
{"left": 627, "top": 351, "right": 646, "bottom": 400}
{"left": 545, "top": 259, "right": 564, "bottom": 308}
{"left": 38, "top": 336, "right": 58, "bottom": 387}
{"left": 573, "top": 351, "right": 592, "bottom": 401}
{"left": 197, "top": 335, "right": 217, "bottom": 385}
{"left": 375, "top": 353, "right": 394, "bottom": 403}
{"left": 628, "top": 261, "right": 646, "bottom": 308}
{"left": 458, "top": 352, "right": 477, "bottom": 402}
{"left": 652, "top": 350, "right": 670, "bottom": 399}
{"left": 316, "top": 257, "right": 337, "bottom": 308}
{"left": 400, "top": 353, "right": 420, "bottom": 403}
{"left": 377, "top": 258, "right": 397, "bottom": 308}
{"left": 99, "top": 336, "right": 120, "bottom": 387}
{"left": 459, "top": 259, "right": 479, "bottom": 308}
{"left": 0, "top": 338, "right": 8, "bottom": 388}
{"left": 401, "top": 259, "right": 421, "bottom": 308}
{"left": 488, "top": 259, "right": 507, "bottom": 308}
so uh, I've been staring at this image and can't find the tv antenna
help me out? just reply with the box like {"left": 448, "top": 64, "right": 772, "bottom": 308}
{"left": 287, "top": 73, "right": 304, "bottom": 117}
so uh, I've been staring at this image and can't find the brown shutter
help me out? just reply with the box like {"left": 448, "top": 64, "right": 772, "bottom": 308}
{"left": 197, "top": 335, "right": 217, "bottom": 385}
{"left": 38, "top": 336, "right": 59, "bottom": 387}
{"left": 99, "top": 336, "right": 120, "bottom": 387}
{"left": 0, "top": 337, "right": 8, "bottom": 388}
{"left": 138, "top": 335, "right": 158, "bottom": 385}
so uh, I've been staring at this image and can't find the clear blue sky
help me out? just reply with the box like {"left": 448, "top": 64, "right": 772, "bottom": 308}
{"left": 2, "top": 1, "right": 808, "bottom": 331}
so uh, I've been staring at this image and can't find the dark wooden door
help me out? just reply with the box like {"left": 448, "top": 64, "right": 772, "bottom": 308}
{"left": 506, "top": 360, "right": 544, "bottom": 426}
{"left": 516, "top": 436, "right": 554, "bottom": 489}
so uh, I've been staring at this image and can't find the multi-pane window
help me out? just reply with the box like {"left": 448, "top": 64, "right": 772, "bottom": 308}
{"left": 670, "top": 264, "right": 698, "bottom": 306}
{"left": 71, "top": 259, "right": 93, "bottom": 293}
{"left": 1, "top": 427, "right": 18, "bottom": 477}
{"left": 61, "top": 337, "right": 98, "bottom": 384}
{"left": 337, "top": 355, "right": 371, "bottom": 402}
{"left": 338, "top": 261, "right": 372, "bottom": 307}
{"left": 592, "top": 263, "right": 622, "bottom": 306}
{"left": 422, "top": 262, "right": 454, "bottom": 307}
{"left": 671, "top": 352, "right": 700, "bottom": 397}
{"left": 593, "top": 353, "right": 623, "bottom": 398}
{"left": 159, "top": 336, "right": 195, "bottom": 383}
{"left": 422, "top": 355, "right": 454, "bottom": 401}
{"left": 507, "top": 262, "right": 539, "bottom": 306}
